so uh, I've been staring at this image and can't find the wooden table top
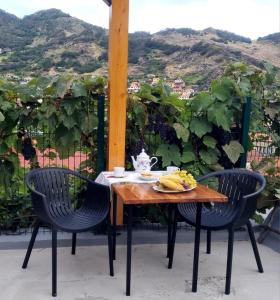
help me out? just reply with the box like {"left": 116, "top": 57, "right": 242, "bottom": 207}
{"left": 112, "top": 183, "right": 227, "bottom": 205}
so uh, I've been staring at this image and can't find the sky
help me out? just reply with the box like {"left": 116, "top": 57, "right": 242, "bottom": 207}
{"left": 0, "top": 0, "right": 279, "bottom": 39}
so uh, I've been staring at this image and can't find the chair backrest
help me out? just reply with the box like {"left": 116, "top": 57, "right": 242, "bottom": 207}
{"left": 198, "top": 169, "right": 266, "bottom": 225}
{"left": 26, "top": 168, "right": 74, "bottom": 217}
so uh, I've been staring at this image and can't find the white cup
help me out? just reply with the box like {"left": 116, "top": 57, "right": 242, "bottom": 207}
{"left": 113, "top": 167, "right": 125, "bottom": 177}
{"left": 166, "top": 166, "right": 179, "bottom": 174}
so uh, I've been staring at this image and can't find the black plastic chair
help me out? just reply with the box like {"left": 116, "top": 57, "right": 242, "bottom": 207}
{"left": 22, "top": 167, "right": 114, "bottom": 297}
{"left": 168, "top": 169, "right": 266, "bottom": 295}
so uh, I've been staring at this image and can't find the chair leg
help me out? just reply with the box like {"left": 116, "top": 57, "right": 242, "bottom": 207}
{"left": 225, "top": 228, "right": 234, "bottom": 295}
{"left": 206, "top": 230, "right": 211, "bottom": 254}
{"left": 168, "top": 209, "right": 177, "bottom": 269}
{"left": 247, "top": 221, "right": 264, "bottom": 273}
{"left": 22, "top": 219, "right": 40, "bottom": 269}
{"left": 107, "top": 216, "right": 114, "bottom": 277}
{"left": 71, "top": 233, "right": 76, "bottom": 255}
{"left": 192, "top": 202, "right": 202, "bottom": 293}
{"left": 52, "top": 229, "right": 57, "bottom": 297}
{"left": 112, "top": 192, "right": 117, "bottom": 261}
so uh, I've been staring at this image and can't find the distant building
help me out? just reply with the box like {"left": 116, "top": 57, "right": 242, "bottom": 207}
{"left": 151, "top": 77, "right": 160, "bottom": 86}
{"left": 178, "top": 88, "right": 194, "bottom": 100}
{"left": 20, "top": 76, "right": 33, "bottom": 84}
{"left": 5, "top": 73, "right": 19, "bottom": 80}
{"left": 128, "top": 81, "right": 141, "bottom": 93}
{"left": 0, "top": 48, "right": 11, "bottom": 54}
{"left": 171, "top": 78, "right": 186, "bottom": 93}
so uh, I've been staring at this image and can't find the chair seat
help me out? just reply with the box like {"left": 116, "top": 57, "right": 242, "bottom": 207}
{"left": 52, "top": 206, "right": 107, "bottom": 232}
{"left": 178, "top": 204, "right": 238, "bottom": 230}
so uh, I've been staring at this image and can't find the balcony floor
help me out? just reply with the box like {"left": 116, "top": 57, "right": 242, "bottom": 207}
{"left": 0, "top": 239, "right": 279, "bottom": 300}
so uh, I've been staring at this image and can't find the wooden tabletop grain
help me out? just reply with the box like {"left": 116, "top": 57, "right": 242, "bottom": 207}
{"left": 112, "top": 183, "right": 227, "bottom": 205}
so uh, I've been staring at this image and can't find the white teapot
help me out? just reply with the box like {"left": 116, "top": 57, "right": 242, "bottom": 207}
{"left": 131, "top": 149, "right": 158, "bottom": 173}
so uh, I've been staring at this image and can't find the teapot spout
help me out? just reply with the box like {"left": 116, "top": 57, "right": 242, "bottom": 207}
{"left": 131, "top": 156, "right": 137, "bottom": 169}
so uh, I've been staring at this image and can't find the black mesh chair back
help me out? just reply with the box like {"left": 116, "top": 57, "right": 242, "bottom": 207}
{"left": 169, "top": 169, "right": 266, "bottom": 295}
{"left": 23, "top": 167, "right": 113, "bottom": 297}
{"left": 25, "top": 167, "right": 110, "bottom": 227}
{"left": 178, "top": 169, "right": 266, "bottom": 230}
{"left": 29, "top": 168, "right": 72, "bottom": 218}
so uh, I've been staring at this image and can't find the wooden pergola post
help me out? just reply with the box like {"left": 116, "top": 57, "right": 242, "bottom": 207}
{"left": 104, "top": 0, "right": 129, "bottom": 224}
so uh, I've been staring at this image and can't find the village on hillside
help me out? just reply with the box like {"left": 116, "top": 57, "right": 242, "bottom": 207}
{"left": 2, "top": 69, "right": 197, "bottom": 100}
{"left": 128, "top": 75, "right": 196, "bottom": 99}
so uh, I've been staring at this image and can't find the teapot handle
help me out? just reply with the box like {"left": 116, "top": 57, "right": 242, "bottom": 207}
{"left": 150, "top": 157, "right": 158, "bottom": 169}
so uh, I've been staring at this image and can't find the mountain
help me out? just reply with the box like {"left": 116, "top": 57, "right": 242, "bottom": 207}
{"left": 258, "top": 32, "right": 280, "bottom": 43}
{"left": 0, "top": 9, "right": 279, "bottom": 85}
{"left": 0, "top": 9, "right": 108, "bottom": 74}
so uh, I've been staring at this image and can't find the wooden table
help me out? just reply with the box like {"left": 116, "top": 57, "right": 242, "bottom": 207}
{"left": 112, "top": 183, "right": 227, "bottom": 296}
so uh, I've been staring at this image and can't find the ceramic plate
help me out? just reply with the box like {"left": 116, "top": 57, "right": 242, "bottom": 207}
{"left": 107, "top": 174, "right": 128, "bottom": 178}
{"left": 139, "top": 174, "right": 159, "bottom": 181}
{"left": 152, "top": 185, "right": 196, "bottom": 193}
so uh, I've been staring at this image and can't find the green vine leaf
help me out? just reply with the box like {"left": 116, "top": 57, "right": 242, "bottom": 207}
{"left": 207, "top": 103, "right": 233, "bottom": 131}
{"left": 238, "top": 78, "right": 251, "bottom": 96}
{"left": 72, "top": 81, "right": 87, "bottom": 97}
{"left": 60, "top": 114, "right": 77, "bottom": 130}
{"left": 0, "top": 143, "right": 8, "bottom": 154}
{"left": 190, "top": 118, "right": 212, "bottom": 138}
{"left": 191, "top": 92, "right": 214, "bottom": 113}
{"left": 54, "top": 75, "right": 73, "bottom": 98}
{"left": 203, "top": 136, "right": 217, "bottom": 149}
{"left": 181, "top": 150, "right": 196, "bottom": 163}
{"left": 80, "top": 114, "right": 98, "bottom": 135}
{"left": 211, "top": 78, "right": 234, "bottom": 101}
{"left": 156, "top": 144, "right": 181, "bottom": 167}
{"left": 137, "top": 84, "right": 158, "bottom": 102}
{"left": 61, "top": 98, "right": 81, "bottom": 115}
{"left": 173, "top": 123, "right": 189, "bottom": 142}
{"left": 0, "top": 111, "right": 5, "bottom": 122}
{"left": 162, "top": 94, "right": 185, "bottom": 110}
{"left": 222, "top": 141, "right": 244, "bottom": 164}
{"left": 199, "top": 149, "right": 219, "bottom": 165}
{"left": 133, "top": 102, "right": 147, "bottom": 128}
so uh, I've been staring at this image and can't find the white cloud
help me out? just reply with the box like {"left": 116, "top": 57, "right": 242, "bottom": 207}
{"left": 0, "top": 0, "right": 279, "bottom": 39}
{"left": 130, "top": 0, "right": 280, "bottom": 39}
{"left": 0, "top": 0, "right": 109, "bottom": 28}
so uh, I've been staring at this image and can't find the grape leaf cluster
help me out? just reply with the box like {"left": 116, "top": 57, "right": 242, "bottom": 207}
{"left": 21, "top": 137, "right": 36, "bottom": 161}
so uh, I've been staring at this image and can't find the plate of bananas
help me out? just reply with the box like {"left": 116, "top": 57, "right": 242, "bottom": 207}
{"left": 153, "top": 170, "right": 197, "bottom": 193}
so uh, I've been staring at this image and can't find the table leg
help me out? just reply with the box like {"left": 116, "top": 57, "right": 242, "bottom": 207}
{"left": 168, "top": 207, "right": 177, "bottom": 269}
{"left": 112, "top": 192, "right": 117, "bottom": 260}
{"left": 126, "top": 205, "right": 133, "bottom": 296}
{"left": 192, "top": 202, "right": 202, "bottom": 293}
{"left": 167, "top": 204, "right": 172, "bottom": 258}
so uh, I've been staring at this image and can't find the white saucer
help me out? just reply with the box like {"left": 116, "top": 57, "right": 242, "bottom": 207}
{"left": 112, "top": 174, "right": 127, "bottom": 178}
{"left": 138, "top": 174, "right": 159, "bottom": 181}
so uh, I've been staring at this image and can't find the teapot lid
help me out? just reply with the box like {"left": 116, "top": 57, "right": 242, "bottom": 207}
{"left": 137, "top": 149, "right": 149, "bottom": 159}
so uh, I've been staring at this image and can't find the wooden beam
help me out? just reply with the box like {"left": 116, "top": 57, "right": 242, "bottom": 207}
{"left": 108, "top": 0, "right": 129, "bottom": 170}
{"left": 107, "top": 0, "right": 129, "bottom": 224}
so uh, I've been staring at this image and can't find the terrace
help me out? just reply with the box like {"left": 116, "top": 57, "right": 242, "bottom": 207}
{"left": 0, "top": 1, "right": 279, "bottom": 300}
{"left": 0, "top": 231, "right": 279, "bottom": 300}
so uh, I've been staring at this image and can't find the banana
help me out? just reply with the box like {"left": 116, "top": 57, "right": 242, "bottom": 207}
{"left": 160, "top": 174, "right": 184, "bottom": 184}
{"left": 159, "top": 178, "right": 185, "bottom": 191}
{"left": 158, "top": 170, "right": 197, "bottom": 191}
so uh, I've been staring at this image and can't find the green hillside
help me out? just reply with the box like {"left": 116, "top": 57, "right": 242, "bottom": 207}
{"left": 0, "top": 8, "right": 279, "bottom": 84}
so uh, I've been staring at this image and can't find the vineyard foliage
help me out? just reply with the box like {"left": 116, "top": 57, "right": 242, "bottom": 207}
{"left": 0, "top": 62, "right": 279, "bottom": 229}
{"left": 0, "top": 75, "right": 106, "bottom": 199}
{"left": 126, "top": 62, "right": 280, "bottom": 177}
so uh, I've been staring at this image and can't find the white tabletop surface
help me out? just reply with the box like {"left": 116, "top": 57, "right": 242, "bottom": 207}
{"left": 95, "top": 171, "right": 164, "bottom": 187}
